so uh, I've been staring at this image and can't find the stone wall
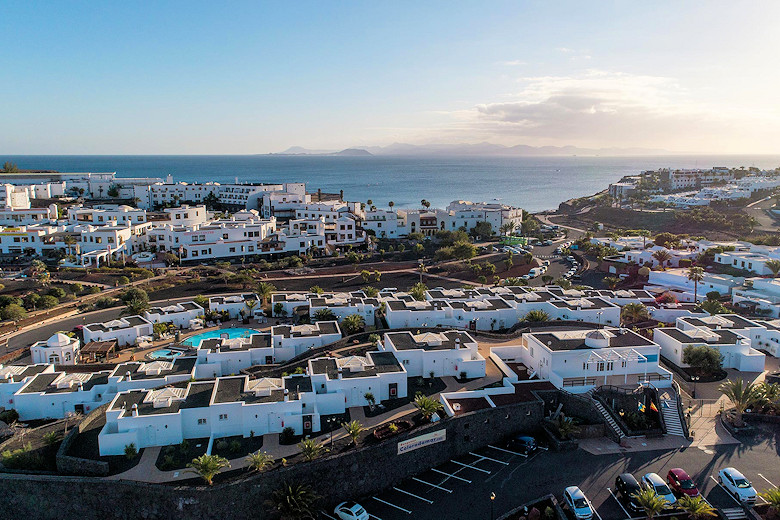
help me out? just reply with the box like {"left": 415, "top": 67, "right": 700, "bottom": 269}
{"left": 1, "top": 397, "right": 545, "bottom": 520}
{"left": 55, "top": 403, "right": 110, "bottom": 476}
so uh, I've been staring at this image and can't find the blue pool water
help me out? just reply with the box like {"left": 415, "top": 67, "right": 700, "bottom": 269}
{"left": 148, "top": 348, "right": 184, "bottom": 360}
{"left": 182, "top": 327, "right": 260, "bottom": 347}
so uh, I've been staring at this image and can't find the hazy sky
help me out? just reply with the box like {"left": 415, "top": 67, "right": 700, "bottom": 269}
{"left": 2, "top": 1, "right": 779, "bottom": 154}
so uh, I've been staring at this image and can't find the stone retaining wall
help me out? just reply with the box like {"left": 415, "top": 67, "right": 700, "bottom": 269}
{"left": 55, "top": 403, "right": 110, "bottom": 476}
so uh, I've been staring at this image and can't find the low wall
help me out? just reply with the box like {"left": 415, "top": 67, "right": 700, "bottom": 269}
{"left": 1, "top": 398, "right": 545, "bottom": 520}
{"left": 56, "top": 403, "right": 110, "bottom": 476}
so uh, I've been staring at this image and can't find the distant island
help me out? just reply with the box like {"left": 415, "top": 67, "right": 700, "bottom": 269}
{"left": 273, "top": 142, "right": 676, "bottom": 157}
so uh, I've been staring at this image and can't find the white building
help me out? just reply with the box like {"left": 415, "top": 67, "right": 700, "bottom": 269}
{"left": 309, "top": 294, "right": 378, "bottom": 323}
{"left": 732, "top": 277, "right": 780, "bottom": 318}
{"left": 379, "top": 330, "right": 486, "bottom": 379}
{"left": 83, "top": 316, "right": 154, "bottom": 347}
{"left": 67, "top": 204, "right": 147, "bottom": 226}
{"left": 209, "top": 293, "right": 263, "bottom": 319}
{"left": 271, "top": 321, "right": 342, "bottom": 362}
{"left": 144, "top": 302, "right": 204, "bottom": 329}
{"left": 192, "top": 333, "right": 275, "bottom": 378}
{"left": 647, "top": 268, "right": 744, "bottom": 301}
{"left": 30, "top": 333, "right": 81, "bottom": 366}
{"left": 654, "top": 326, "right": 764, "bottom": 372}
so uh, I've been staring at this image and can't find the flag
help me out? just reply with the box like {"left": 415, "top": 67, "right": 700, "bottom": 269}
{"left": 638, "top": 402, "right": 646, "bottom": 413}
{"left": 649, "top": 401, "right": 659, "bottom": 413}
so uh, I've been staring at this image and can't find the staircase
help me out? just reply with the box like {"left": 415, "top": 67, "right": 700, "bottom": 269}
{"left": 661, "top": 397, "right": 685, "bottom": 437}
{"left": 720, "top": 508, "right": 748, "bottom": 520}
{"left": 592, "top": 399, "right": 626, "bottom": 441}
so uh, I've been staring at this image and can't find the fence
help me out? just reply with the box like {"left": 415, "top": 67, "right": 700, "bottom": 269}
{"left": 682, "top": 398, "right": 722, "bottom": 418}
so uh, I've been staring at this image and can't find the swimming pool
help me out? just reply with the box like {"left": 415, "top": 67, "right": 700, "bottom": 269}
{"left": 148, "top": 348, "right": 185, "bottom": 360}
{"left": 181, "top": 327, "right": 261, "bottom": 347}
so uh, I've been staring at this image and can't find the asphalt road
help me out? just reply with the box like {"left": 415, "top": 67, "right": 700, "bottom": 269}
{"left": 328, "top": 424, "right": 780, "bottom": 520}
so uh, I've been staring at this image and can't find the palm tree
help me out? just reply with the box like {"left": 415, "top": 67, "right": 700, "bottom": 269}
{"left": 298, "top": 438, "right": 327, "bottom": 462}
{"left": 186, "top": 454, "right": 230, "bottom": 485}
{"left": 308, "top": 285, "right": 324, "bottom": 295}
{"left": 63, "top": 235, "right": 78, "bottom": 256}
{"left": 245, "top": 299, "right": 258, "bottom": 319}
{"left": 637, "top": 229, "right": 651, "bottom": 248}
{"left": 418, "top": 261, "right": 427, "bottom": 283}
{"left": 687, "top": 266, "right": 705, "bottom": 302}
{"left": 122, "top": 297, "right": 150, "bottom": 316}
{"left": 677, "top": 496, "right": 716, "bottom": 520}
{"left": 267, "top": 483, "right": 320, "bottom": 520}
{"left": 603, "top": 276, "right": 621, "bottom": 290}
{"left": 342, "top": 420, "right": 364, "bottom": 446}
{"left": 632, "top": 488, "right": 670, "bottom": 520}
{"left": 621, "top": 303, "right": 650, "bottom": 325}
{"left": 246, "top": 450, "right": 273, "bottom": 472}
{"left": 652, "top": 249, "right": 672, "bottom": 270}
{"left": 409, "top": 282, "right": 428, "bottom": 301}
{"left": 523, "top": 310, "right": 550, "bottom": 322}
{"left": 313, "top": 309, "right": 337, "bottom": 322}
{"left": 552, "top": 415, "right": 580, "bottom": 440}
{"left": 766, "top": 259, "right": 780, "bottom": 278}
{"left": 758, "top": 381, "right": 780, "bottom": 412}
{"left": 341, "top": 314, "right": 365, "bottom": 335}
{"left": 413, "top": 394, "right": 443, "bottom": 421}
{"left": 257, "top": 282, "right": 276, "bottom": 307}
{"left": 388, "top": 201, "right": 394, "bottom": 210}
{"left": 758, "top": 487, "right": 780, "bottom": 518}
{"left": 719, "top": 378, "right": 762, "bottom": 427}
{"left": 364, "top": 392, "right": 376, "bottom": 411}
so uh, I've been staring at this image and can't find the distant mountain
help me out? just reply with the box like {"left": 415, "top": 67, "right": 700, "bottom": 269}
{"left": 270, "top": 147, "right": 373, "bottom": 156}
{"left": 276, "top": 142, "right": 673, "bottom": 157}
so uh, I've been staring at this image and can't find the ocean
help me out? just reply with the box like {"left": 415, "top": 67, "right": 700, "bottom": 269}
{"left": 3, "top": 155, "right": 780, "bottom": 213}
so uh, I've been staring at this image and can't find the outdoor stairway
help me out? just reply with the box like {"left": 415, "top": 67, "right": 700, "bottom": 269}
{"left": 661, "top": 397, "right": 685, "bottom": 437}
{"left": 592, "top": 398, "right": 626, "bottom": 441}
{"left": 720, "top": 508, "right": 748, "bottom": 520}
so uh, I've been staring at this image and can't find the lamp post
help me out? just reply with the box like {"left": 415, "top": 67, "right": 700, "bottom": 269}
{"left": 490, "top": 492, "right": 496, "bottom": 520}
{"left": 692, "top": 375, "right": 700, "bottom": 399}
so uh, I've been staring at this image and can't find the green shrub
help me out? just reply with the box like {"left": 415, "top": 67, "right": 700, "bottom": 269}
{"left": 1, "top": 443, "right": 43, "bottom": 469}
{"left": 229, "top": 440, "right": 241, "bottom": 453}
{"left": 0, "top": 409, "right": 19, "bottom": 424}
{"left": 215, "top": 440, "right": 229, "bottom": 452}
{"left": 124, "top": 443, "right": 138, "bottom": 459}
{"left": 160, "top": 454, "right": 176, "bottom": 470}
{"left": 280, "top": 427, "right": 296, "bottom": 444}
{"left": 43, "top": 431, "right": 59, "bottom": 445}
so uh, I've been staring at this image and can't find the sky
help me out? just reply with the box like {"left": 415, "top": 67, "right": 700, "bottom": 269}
{"left": 1, "top": 1, "right": 779, "bottom": 155}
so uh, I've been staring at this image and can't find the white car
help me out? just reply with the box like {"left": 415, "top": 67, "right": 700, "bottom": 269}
{"left": 334, "top": 501, "right": 369, "bottom": 520}
{"left": 718, "top": 468, "right": 757, "bottom": 504}
{"left": 642, "top": 472, "right": 677, "bottom": 506}
{"left": 564, "top": 486, "right": 594, "bottom": 520}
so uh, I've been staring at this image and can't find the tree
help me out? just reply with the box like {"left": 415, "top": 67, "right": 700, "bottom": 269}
{"left": 38, "top": 295, "right": 58, "bottom": 309}
{"left": 523, "top": 310, "right": 550, "bottom": 322}
{"left": 652, "top": 249, "right": 672, "bottom": 269}
{"left": 123, "top": 297, "right": 149, "bottom": 316}
{"left": 621, "top": 303, "right": 650, "bottom": 325}
{"left": 29, "top": 259, "right": 50, "bottom": 287}
{"left": 766, "top": 259, "right": 780, "bottom": 277}
{"left": 186, "top": 454, "right": 230, "bottom": 485}
{"left": 637, "top": 229, "right": 651, "bottom": 248}
{"left": 677, "top": 496, "right": 716, "bottom": 520}
{"left": 298, "top": 438, "right": 327, "bottom": 462}
{"left": 409, "top": 282, "right": 427, "bottom": 301}
{"left": 1, "top": 304, "right": 27, "bottom": 322}
{"left": 388, "top": 201, "right": 394, "bottom": 210}
{"left": 631, "top": 488, "right": 670, "bottom": 520}
{"left": 413, "top": 394, "right": 443, "bottom": 421}
{"left": 244, "top": 298, "right": 258, "bottom": 317}
{"left": 257, "top": 282, "right": 276, "bottom": 307}
{"left": 687, "top": 266, "right": 705, "bottom": 302}
{"left": 719, "top": 378, "right": 762, "bottom": 427}
{"left": 341, "top": 314, "right": 365, "bottom": 335}
{"left": 452, "top": 241, "right": 477, "bottom": 260}
{"left": 274, "top": 302, "right": 286, "bottom": 317}
{"left": 267, "top": 483, "right": 320, "bottom": 520}
{"left": 469, "top": 221, "right": 493, "bottom": 240}
{"left": 654, "top": 232, "right": 681, "bottom": 249}
{"left": 2, "top": 162, "right": 19, "bottom": 173}
{"left": 361, "top": 269, "right": 371, "bottom": 283}
{"left": 364, "top": 392, "right": 376, "bottom": 411}
{"left": 24, "top": 293, "right": 40, "bottom": 311}
{"left": 193, "top": 294, "right": 209, "bottom": 308}
{"left": 307, "top": 285, "right": 324, "bottom": 295}
{"left": 758, "top": 487, "right": 780, "bottom": 519}
{"left": 120, "top": 287, "right": 148, "bottom": 305}
{"left": 551, "top": 415, "right": 580, "bottom": 440}
{"left": 342, "top": 420, "right": 364, "bottom": 446}
{"left": 246, "top": 450, "right": 273, "bottom": 472}
{"left": 603, "top": 276, "right": 621, "bottom": 290}
{"left": 683, "top": 345, "right": 724, "bottom": 376}
{"left": 421, "top": 199, "right": 431, "bottom": 209}
{"left": 313, "top": 309, "right": 337, "bottom": 322}
{"left": 361, "top": 286, "right": 379, "bottom": 297}
{"left": 215, "top": 261, "right": 232, "bottom": 287}
{"left": 698, "top": 299, "right": 728, "bottom": 315}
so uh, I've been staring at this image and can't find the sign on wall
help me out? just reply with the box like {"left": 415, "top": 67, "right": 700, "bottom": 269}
{"left": 397, "top": 429, "right": 446, "bottom": 455}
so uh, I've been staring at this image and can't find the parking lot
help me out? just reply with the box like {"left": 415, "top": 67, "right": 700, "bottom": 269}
{"left": 318, "top": 429, "right": 780, "bottom": 520}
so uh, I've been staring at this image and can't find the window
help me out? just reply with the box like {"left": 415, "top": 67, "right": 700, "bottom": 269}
{"left": 197, "top": 418, "right": 207, "bottom": 425}
{"left": 219, "top": 414, "right": 228, "bottom": 421}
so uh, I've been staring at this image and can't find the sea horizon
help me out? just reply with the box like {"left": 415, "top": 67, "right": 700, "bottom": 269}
{"left": 3, "top": 154, "right": 779, "bottom": 213}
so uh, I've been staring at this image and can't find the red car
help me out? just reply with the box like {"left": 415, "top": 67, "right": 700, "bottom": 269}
{"left": 667, "top": 468, "right": 700, "bottom": 497}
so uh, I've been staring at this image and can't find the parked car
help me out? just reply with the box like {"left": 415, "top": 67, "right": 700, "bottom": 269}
{"left": 718, "top": 468, "right": 757, "bottom": 504}
{"left": 334, "top": 501, "right": 369, "bottom": 520}
{"left": 507, "top": 434, "right": 537, "bottom": 455}
{"left": 615, "top": 473, "right": 643, "bottom": 514}
{"left": 563, "top": 486, "right": 594, "bottom": 520}
{"left": 667, "top": 468, "right": 700, "bottom": 497}
{"left": 642, "top": 472, "right": 677, "bottom": 506}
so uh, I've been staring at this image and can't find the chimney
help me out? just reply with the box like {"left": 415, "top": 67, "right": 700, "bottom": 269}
{"left": 77, "top": 381, "right": 84, "bottom": 392}
{"left": 125, "top": 371, "right": 131, "bottom": 381}
{"left": 455, "top": 337, "right": 461, "bottom": 349}
{"left": 337, "top": 367, "right": 343, "bottom": 380}
{"left": 284, "top": 389, "right": 289, "bottom": 402}
{"left": 131, "top": 404, "right": 138, "bottom": 417}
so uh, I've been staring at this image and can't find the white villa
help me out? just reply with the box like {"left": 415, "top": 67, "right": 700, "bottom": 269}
{"left": 379, "top": 330, "right": 486, "bottom": 379}
{"left": 30, "top": 333, "right": 81, "bottom": 366}
{"left": 82, "top": 316, "right": 154, "bottom": 347}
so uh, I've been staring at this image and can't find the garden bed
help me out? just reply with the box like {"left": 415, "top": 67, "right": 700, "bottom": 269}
{"left": 211, "top": 435, "right": 265, "bottom": 460}
{"left": 155, "top": 438, "right": 210, "bottom": 471}
{"left": 372, "top": 420, "right": 414, "bottom": 441}
{"left": 364, "top": 377, "right": 446, "bottom": 418}
{"left": 64, "top": 415, "right": 145, "bottom": 475}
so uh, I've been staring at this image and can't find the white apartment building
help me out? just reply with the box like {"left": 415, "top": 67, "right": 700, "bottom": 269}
{"left": 67, "top": 204, "right": 147, "bottom": 226}
{"left": 144, "top": 302, "right": 204, "bottom": 329}
{"left": 748, "top": 320, "right": 780, "bottom": 357}
{"left": 309, "top": 294, "right": 378, "bottom": 323}
{"left": 647, "top": 269, "right": 744, "bottom": 301}
{"left": 270, "top": 321, "right": 342, "bottom": 362}
{"left": 379, "top": 330, "right": 486, "bottom": 379}
{"left": 665, "top": 168, "right": 734, "bottom": 191}
{"left": 492, "top": 328, "right": 672, "bottom": 393}
{"left": 0, "top": 205, "right": 58, "bottom": 226}
{"left": 271, "top": 292, "right": 311, "bottom": 317}
{"left": 654, "top": 326, "right": 764, "bottom": 372}
{"left": 308, "top": 351, "right": 407, "bottom": 407}
{"left": 732, "top": 278, "right": 780, "bottom": 318}
{"left": 83, "top": 316, "right": 154, "bottom": 347}
{"left": 192, "top": 333, "right": 275, "bottom": 378}
{"left": 443, "top": 200, "right": 524, "bottom": 234}
{"left": 362, "top": 209, "right": 402, "bottom": 239}
{"left": 208, "top": 293, "right": 263, "bottom": 319}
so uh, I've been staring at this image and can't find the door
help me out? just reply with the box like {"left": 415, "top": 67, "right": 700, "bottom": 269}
{"left": 74, "top": 404, "right": 85, "bottom": 414}
{"left": 302, "top": 415, "right": 312, "bottom": 435}
{"left": 389, "top": 383, "right": 398, "bottom": 399}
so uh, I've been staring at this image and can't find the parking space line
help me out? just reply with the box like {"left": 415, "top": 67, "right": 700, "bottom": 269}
{"left": 393, "top": 487, "right": 433, "bottom": 504}
{"left": 320, "top": 511, "right": 338, "bottom": 520}
{"left": 486, "top": 445, "right": 528, "bottom": 458}
{"left": 758, "top": 473, "right": 777, "bottom": 488}
{"left": 372, "top": 497, "right": 412, "bottom": 514}
{"left": 607, "top": 487, "right": 631, "bottom": 519}
{"left": 709, "top": 475, "right": 744, "bottom": 506}
{"left": 430, "top": 468, "right": 472, "bottom": 483}
{"left": 469, "top": 451, "right": 509, "bottom": 465}
{"left": 451, "top": 459, "right": 491, "bottom": 474}
{"left": 592, "top": 504, "right": 604, "bottom": 520}
{"left": 369, "top": 515, "right": 383, "bottom": 520}
{"left": 412, "top": 476, "right": 453, "bottom": 493}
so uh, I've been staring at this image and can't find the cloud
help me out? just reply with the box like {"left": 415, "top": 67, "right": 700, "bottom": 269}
{"left": 496, "top": 60, "right": 527, "bottom": 66}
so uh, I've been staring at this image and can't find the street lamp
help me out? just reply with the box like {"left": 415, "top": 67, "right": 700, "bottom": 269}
{"left": 490, "top": 492, "right": 496, "bottom": 520}
{"left": 691, "top": 375, "right": 700, "bottom": 399}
